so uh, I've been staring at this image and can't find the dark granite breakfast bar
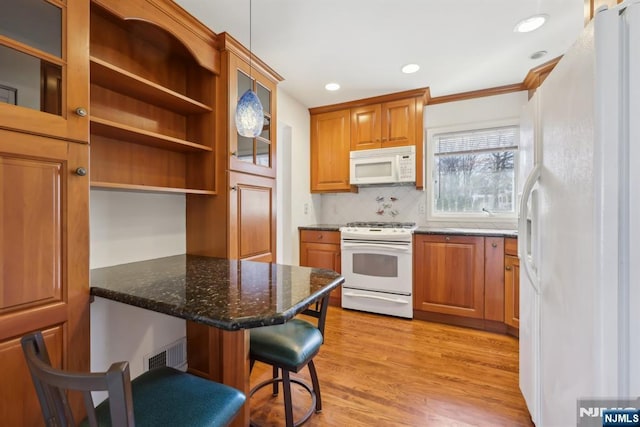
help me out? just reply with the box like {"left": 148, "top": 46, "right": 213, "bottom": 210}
{"left": 90, "top": 254, "right": 344, "bottom": 330}
{"left": 90, "top": 254, "right": 344, "bottom": 427}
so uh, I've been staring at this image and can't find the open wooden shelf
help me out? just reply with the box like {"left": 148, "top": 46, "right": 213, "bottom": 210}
{"left": 90, "top": 56, "right": 212, "bottom": 115}
{"left": 90, "top": 117, "right": 212, "bottom": 153}
{"left": 91, "top": 181, "right": 216, "bottom": 195}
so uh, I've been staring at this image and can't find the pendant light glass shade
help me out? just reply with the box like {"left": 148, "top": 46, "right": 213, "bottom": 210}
{"left": 235, "top": 89, "right": 264, "bottom": 137}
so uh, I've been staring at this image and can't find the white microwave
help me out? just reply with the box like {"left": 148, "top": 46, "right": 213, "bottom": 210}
{"left": 349, "top": 146, "right": 416, "bottom": 185}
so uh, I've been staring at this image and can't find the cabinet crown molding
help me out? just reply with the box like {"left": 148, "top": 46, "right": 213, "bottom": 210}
{"left": 217, "top": 32, "right": 284, "bottom": 84}
{"left": 308, "top": 88, "right": 429, "bottom": 115}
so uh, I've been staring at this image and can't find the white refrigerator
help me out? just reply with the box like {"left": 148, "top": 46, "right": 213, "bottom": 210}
{"left": 518, "top": 1, "right": 640, "bottom": 426}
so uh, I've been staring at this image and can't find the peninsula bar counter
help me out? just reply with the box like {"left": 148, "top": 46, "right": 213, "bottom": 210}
{"left": 90, "top": 254, "right": 344, "bottom": 427}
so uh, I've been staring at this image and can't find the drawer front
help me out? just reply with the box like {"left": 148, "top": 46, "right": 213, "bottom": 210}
{"left": 300, "top": 230, "right": 340, "bottom": 244}
{"left": 505, "top": 237, "right": 518, "bottom": 256}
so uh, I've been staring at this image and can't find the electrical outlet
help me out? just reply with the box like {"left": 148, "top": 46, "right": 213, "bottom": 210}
{"left": 304, "top": 203, "right": 309, "bottom": 215}
{"left": 418, "top": 202, "right": 425, "bottom": 215}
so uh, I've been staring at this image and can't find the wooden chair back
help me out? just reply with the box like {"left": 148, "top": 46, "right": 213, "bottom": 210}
{"left": 21, "top": 331, "right": 134, "bottom": 427}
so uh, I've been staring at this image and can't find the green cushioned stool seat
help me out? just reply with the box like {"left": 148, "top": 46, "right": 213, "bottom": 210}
{"left": 249, "top": 294, "right": 331, "bottom": 427}
{"left": 250, "top": 319, "right": 323, "bottom": 371}
{"left": 87, "top": 366, "right": 246, "bottom": 427}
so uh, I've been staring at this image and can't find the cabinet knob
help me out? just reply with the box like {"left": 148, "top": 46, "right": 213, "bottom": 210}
{"left": 445, "top": 236, "right": 451, "bottom": 241}
{"left": 505, "top": 266, "right": 512, "bottom": 271}
{"left": 74, "top": 167, "right": 87, "bottom": 176}
{"left": 491, "top": 242, "right": 498, "bottom": 248}
{"left": 230, "top": 151, "right": 237, "bottom": 157}
{"left": 230, "top": 186, "right": 237, "bottom": 191}
{"left": 75, "top": 107, "right": 88, "bottom": 117}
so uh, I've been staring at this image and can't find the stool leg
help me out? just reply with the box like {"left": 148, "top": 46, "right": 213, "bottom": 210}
{"left": 272, "top": 365, "right": 279, "bottom": 396}
{"left": 282, "top": 370, "right": 294, "bottom": 427}
{"left": 308, "top": 360, "right": 322, "bottom": 413}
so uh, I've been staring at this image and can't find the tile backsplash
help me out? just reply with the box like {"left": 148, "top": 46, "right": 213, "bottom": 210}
{"left": 318, "top": 185, "right": 517, "bottom": 229}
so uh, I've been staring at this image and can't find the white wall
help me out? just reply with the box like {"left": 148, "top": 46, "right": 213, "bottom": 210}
{"left": 90, "top": 190, "right": 186, "bottom": 269}
{"left": 425, "top": 91, "right": 528, "bottom": 129}
{"left": 90, "top": 190, "right": 187, "bottom": 386}
{"left": 318, "top": 91, "right": 529, "bottom": 229}
{"left": 277, "top": 90, "right": 320, "bottom": 265}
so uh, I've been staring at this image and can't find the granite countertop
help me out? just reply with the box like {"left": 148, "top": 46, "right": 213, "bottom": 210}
{"left": 414, "top": 227, "right": 518, "bottom": 238}
{"left": 298, "top": 224, "right": 343, "bottom": 231}
{"left": 90, "top": 255, "right": 344, "bottom": 331}
{"left": 299, "top": 224, "right": 516, "bottom": 237}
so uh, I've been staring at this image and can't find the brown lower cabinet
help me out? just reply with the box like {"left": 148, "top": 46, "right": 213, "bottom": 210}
{"left": 0, "top": 131, "right": 90, "bottom": 426}
{"left": 413, "top": 234, "right": 511, "bottom": 333}
{"left": 414, "top": 235, "right": 486, "bottom": 319}
{"left": 504, "top": 238, "right": 520, "bottom": 334}
{"left": 299, "top": 230, "right": 342, "bottom": 306}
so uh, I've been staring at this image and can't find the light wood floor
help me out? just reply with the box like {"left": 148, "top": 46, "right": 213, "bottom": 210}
{"left": 250, "top": 306, "right": 534, "bottom": 426}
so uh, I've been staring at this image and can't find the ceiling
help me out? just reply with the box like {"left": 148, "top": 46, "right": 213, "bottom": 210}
{"left": 174, "top": 0, "right": 585, "bottom": 109}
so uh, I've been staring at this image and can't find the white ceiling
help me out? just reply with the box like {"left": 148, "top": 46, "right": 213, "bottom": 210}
{"left": 174, "top": 0, "right": 585, "bottom": 108}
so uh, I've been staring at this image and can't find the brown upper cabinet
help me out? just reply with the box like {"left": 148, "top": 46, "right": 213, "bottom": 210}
{"left": 220, "top": 34, "right": 280, "bottom": 179}
{"left": 351, "top": 98, "right": 416, "bottom": 151}
{"left": 310, "top": 109, "right": 351, "bottom": 193}
{"left": 309, "top": 89, "right": 426, "bottom": 193}
{"left": 88, "top": 1, "right": 218, "bottom": 194}
{"left": 0, "top": 0, "right": 89, "bottom": 142}
{"left": 186, "top": 33, "right": 282, "bottom": 261}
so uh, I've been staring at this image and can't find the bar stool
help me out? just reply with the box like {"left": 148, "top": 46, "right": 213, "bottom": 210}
{"left": 249, "top": 293, "right": 330, "bottom": 426}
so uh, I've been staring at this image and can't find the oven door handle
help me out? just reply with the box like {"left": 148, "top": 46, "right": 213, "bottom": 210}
{"left": 341, "top": 242, "right": 411, "bottom": 252}
{"left": 343, "top": 292, "right": 409, "bottom": 304}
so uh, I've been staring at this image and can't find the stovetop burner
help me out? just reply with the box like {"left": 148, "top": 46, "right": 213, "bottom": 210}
{"left": 345, "top": 221, "right": 416, "bottom": 229}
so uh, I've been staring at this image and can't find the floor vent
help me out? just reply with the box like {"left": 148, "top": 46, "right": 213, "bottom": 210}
{"left": 143, "top": 337, "right": 187, "bottom": 372}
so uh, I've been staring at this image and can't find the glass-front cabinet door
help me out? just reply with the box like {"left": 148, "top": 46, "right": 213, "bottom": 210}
{"left": 0, "top": 0, "right": 89, "bottom": 142}
{"left": 229, "top": 53, "right": 277, "bottom": 178}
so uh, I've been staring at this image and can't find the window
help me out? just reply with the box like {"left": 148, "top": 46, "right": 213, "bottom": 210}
{"left": 427, "top": 122, "right": 518, "bottom": 220}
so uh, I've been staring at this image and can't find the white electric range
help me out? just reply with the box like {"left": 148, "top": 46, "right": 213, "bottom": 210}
{"left": 339, "top": 222, "right": 416, "bottom": 318}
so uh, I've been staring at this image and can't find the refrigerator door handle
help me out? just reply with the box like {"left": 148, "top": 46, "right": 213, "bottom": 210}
{"left": 519, "top": 164, "right": 542, "bottom": 294}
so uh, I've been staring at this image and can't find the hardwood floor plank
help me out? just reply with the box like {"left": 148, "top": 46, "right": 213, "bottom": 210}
{"left": 250, "top": 307, "right": 533, "bottom": 426}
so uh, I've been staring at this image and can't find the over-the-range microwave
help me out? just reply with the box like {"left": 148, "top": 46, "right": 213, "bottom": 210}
{"left": 349, "top": 145, "right": 415, "bottom": 185}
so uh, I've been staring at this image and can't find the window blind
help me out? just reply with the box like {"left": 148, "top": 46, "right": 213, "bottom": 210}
{"left": 434, "top": 125, "right": 518, "bottom": 156}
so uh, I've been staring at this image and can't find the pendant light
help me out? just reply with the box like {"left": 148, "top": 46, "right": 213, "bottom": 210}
{"left": 235, "top": 0, "right": 264, "bottom": 138}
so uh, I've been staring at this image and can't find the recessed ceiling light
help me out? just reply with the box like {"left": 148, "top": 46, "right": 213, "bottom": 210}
{"left": 514, "top": 14, "right": 548, "bottom": 33}
{"left": 401, "top": 64, "right": 420, "bottom": 74}
{"left": 530, "top": 50, "right": 548, "bottom": 60}
{"left": 325, "top": 82, "right": 340, "bottom": 91}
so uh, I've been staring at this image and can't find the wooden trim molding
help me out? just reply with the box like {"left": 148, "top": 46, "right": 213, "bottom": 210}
{"left": 427, "top": 83, "right": 523, "bottom": 105}
{"left": 428, "top": 56, "right": 561, "bottom": 105}
{"left": 522, "top": 56, "right": 562, "bottom": 91}
{"left": 217, "top": 32, "right": 284, "bottom": 84}
{"left": 310, "top": 57, "right": 562, "bottom": 113}
{"left": 309, "top": 52, "right": 562, "bottom": 113}
{"left": 584, "top": 0, "right": 623, "bottom": 26}
{"left": 309, "top": 88, "right": 429, "bottom": 115}
{"left": 91, "top": 0, "right": 219, "bottom": 73}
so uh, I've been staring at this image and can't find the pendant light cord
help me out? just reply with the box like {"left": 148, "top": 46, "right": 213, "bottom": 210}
{"left": 249, "top": 0, "right": 253, "bottom": 79}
